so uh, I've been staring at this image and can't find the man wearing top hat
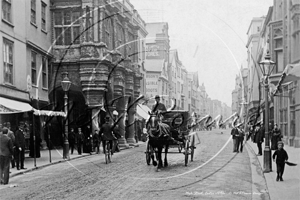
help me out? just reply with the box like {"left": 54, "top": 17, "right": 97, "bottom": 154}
{"left": 14, "top": 122, "right": 26, "bottom": 170}
{"left": 152, "top": 95, "right": 167, "bottom": 113}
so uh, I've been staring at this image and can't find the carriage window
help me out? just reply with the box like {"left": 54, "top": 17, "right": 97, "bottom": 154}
{"left": 174, "top": 117, "right": 183, "bottom": 125}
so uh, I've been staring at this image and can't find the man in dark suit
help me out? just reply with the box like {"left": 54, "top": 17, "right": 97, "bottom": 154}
{"left": 4, "top": 122, "right": 15, "bottom": 168}
{"left": 100, "top": 116, "right": 117, "bottom": 155}
{"left": 254, "top": 124, "right": 264, "bottom": 156}
{"left": 76, "top": 128, "right": 84, "bottom": 155}
{"left": 68, "top": 128, "right": 76, "bottom": 155}
{"left": 15, "top": 122, "right": 26, "bottom": 170}
{"left": 231, "top": 126, "right": 239, "bottom": 152}
{"left": 0, "top": 128, "right": 14, "bottom": 184}
{"left": 152, "top": 95, "right": 167, "bottom": 113}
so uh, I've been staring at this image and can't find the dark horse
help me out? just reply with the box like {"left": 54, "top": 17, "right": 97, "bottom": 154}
{"left": 147, "top": 111, "right": 171, "bottom": 171}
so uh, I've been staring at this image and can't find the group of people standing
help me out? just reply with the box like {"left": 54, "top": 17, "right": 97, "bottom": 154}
{"left": 67, "top": 114, "right": 121, "bottom": 156}
{"left": 237, "top": 122, "right": 289, "bottom": 182}
{"left": 248, "top": 123, "right": 283, "bottom": 156}
{"left": 0, "top": 122, "right": 28, "bottom": 185}
{"left": 231, "top": 123, "right": 245, "bottom": 153}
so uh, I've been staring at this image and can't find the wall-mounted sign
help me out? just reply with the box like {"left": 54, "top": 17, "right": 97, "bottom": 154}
{"left": 27, "top": 75, "right": 32, "bottom": 92}
{"left": 146, "top": 73, "right": 159, "bottom": 97}
{"left": 146, "top": 45, "right": 161, "bottom": 58}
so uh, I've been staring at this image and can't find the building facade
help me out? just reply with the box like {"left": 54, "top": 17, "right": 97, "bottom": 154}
{"left": 246, "top": 16, "right": 265, "bottom": 122}
{"left": 144, "top": 22, "right": 170, "bottom": 108}
{"left": 269, "top": 0, "right": 300, "bottom": 147}
{"left": 1, "top": 0, "right": 52, "bottom": 147}
{"left": 49, "top": 0, "right": 146, "bottom": 147}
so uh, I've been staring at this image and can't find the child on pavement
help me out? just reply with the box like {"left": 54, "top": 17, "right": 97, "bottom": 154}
{"left": 272, "top": 141, "right": 289, "bottom": 181}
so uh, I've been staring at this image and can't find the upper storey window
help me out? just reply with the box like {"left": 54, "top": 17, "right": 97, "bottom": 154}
{"left": 2, "top": 0, "right": 12, "bottom": 23}
{"left": 54, "top": 10, "right": 81, "bottom": 45}
{"left": 31, "top": 0, "right": 36, "bottom": 24}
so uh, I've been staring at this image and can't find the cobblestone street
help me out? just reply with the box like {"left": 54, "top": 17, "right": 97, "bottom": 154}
{"left": 0, "top": 129, "right": 268, "bottom": 200}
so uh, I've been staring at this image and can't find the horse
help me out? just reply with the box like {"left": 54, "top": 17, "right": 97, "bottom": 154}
{"left": 147, "top": 111, "right": 171, "bottom": 171}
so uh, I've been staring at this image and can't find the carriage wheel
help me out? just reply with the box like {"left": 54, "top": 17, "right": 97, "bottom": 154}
{"left": 190, "top": 135, "right": 195, "bottom": 162}
{"left": 184, "top": 139, "right": 189, "bottom": 166}
{"left": 146, "top": 141, "right": 151, "bottom": 165}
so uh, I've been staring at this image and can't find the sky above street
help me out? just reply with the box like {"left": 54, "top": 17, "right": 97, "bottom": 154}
{"left": 130, "top": 0, "right": 273, "bottom": 106}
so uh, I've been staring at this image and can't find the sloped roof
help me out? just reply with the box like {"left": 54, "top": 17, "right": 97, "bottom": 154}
{"left": 144, "top": 59, "right": 165, "bottom": 72}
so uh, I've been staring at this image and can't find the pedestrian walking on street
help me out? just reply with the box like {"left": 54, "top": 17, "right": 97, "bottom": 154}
{"left": 76, "top": 128, "right": 84, "bottom": 155}
{"left": 271, "top": 123, "right": 282, "bottom": 150}
{"left": 100, "top": 116, "right": 117, "bottom": 155}
{"left": 112, "top": 111, "right": 121, "bottom": 153}
{"left": 273, "top": 141, "right": 289, "bottom": 181}
{"left": 4, "top": 122, "right": 15, "bottom": 168}
{"left": 15, "top": 122, "right": 27, "bottom": 170}
{"left": 231, "top": 126, "right": 239, "bottom": 152}
{"left": 93, "top": 130, "right": 100, "bottom": 154}
{"left": 254, "top": 124, "right": 264, "bottom": 156}
{"left": 68, "top": 128, "right": 76, "bottom": 154}
{"left": 0, "top": 128, "right": 14, "bottom": 185}
{"left": 236, "top": 124, "right": 245, "bottom": 153}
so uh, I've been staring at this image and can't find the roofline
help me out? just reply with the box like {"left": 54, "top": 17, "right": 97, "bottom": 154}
{"left": 246, "top": 17, "right": 265, "bottom": 35}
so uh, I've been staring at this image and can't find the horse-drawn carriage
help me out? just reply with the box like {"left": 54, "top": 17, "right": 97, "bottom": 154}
{"left": 145, "top": 110, "right": 196, "bottom": 170}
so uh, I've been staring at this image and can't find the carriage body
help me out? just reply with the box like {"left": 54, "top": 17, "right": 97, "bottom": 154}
{"left": 161, "top": 110, "right": 190, "bottom": 144}
{"left": 145, "top": 110, "right": 197, "bottom": 167}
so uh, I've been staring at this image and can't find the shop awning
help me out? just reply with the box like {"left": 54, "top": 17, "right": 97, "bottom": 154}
{"left": 0, "top": 97, "right": 32, "bottom": 114}
{"left": 136, "top": 104, "right": 151, "bottom": 119}
{"left": 33, "top": 109, "right": 66, "bottom": 117}
{"left": 0, "top": 96, "right": 66, "bottom": 117}
{"left": 282, "top": 63, "right": 300, "bottom": 84}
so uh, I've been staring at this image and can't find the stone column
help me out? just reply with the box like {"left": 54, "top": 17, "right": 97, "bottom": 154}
{"left": 112, "top": 51, "right": 129, "bottom": 148}
{"left": 124, "top": 22, "right": 129, "bottom": 57}
{"left": 124, "top": 63, "right": 136, "bottom": 146}
{"left": 79, "top": 42, "right": 108, "bottom": 133}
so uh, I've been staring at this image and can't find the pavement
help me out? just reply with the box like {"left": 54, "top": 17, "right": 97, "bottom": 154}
{"left": 10, "top": 142, "right": 143, "bottom": 178}
{"left": 246, "top": 139, "right": 300, "bottom": 200}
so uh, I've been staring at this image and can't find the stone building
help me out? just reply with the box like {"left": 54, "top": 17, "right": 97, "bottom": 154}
{"left": 144, "top": 22, "right": 170, "bottom": 108}
{"left": 49, "top": 0, "right": 146, "bottom": 147}
{"left": 187, "top": 71, "right": 200, "bottom": 114}
{"left": 169, "top": 49, "right": 187, "bottom": 110}
{"left": 246, "top": 16, "right": 265, "bottom": 124}
{"left": 0, "top": 0, "right": 52, "bottom": 146}
{"left": 268, "top": 0, "right": 300, "bottom": 147}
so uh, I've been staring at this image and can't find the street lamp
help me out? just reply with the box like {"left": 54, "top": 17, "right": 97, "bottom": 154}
{"left": 61, "top": 73, "right": 72, "bottom": 160}
{"left": 259, "top": 51, "right": 276, "bottom": 173}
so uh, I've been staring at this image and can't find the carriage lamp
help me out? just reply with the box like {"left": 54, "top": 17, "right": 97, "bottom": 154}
{"left": 61, "top": 72, "right": 72, "bottom": 160}
{"left": 258, "top": 51, "right": 276, "bottom": 173}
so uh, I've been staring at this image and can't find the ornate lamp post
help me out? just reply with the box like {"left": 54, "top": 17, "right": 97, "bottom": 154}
{"left": 61, "top": 73, "right": 72, "bottom": 160}
{"left": 258, "top": 51, "right": 276, "bottom": 173}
